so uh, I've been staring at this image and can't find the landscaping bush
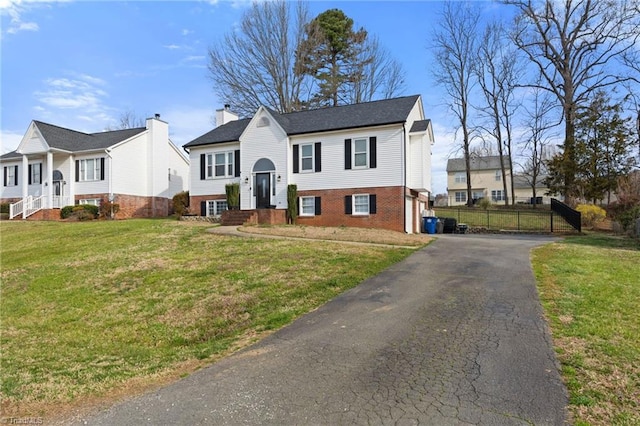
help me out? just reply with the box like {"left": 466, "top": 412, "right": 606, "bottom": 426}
{"left": 225, "top": 184, "right": 240, "bottom": 210}
{"left": 477, "top": 198, "right": 492, "bottom": 210}
{"left": 60, "top": 204, "right": 99, "bottom": 220}
{"left": 287, "top": 184, "right": 298, "bottom": 224}
{"left": 0, "top": 203, "right": 9, "bottom": 214}
{"left": 100, "top": 202, "right": 120, "bottom": 219}
{"left": 576, "top": 204, "right": 606, "bottom": 228}
{"left": 172, "top": 191, "right": 189, "bottom": 216}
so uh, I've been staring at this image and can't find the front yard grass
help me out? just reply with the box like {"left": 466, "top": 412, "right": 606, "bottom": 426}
{"left": 0, "top": 219, "right": 419, "bottom": 419}
{"left": 532, "top": 234, "right": 640, "bottom": 425}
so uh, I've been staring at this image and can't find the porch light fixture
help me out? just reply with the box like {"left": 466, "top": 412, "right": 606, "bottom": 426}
{"left": 244, "top": 176, "right": 249, "bottom": 184}
{"left": 277, "top": 175, "right": 281, "bottom": 182}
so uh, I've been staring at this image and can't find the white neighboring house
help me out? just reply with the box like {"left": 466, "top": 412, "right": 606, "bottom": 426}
{"left": 1, "top": 116, "right": 189, "bottom": 219}
{"left": 184, "top": 95, "right": 434, "bottom": 233}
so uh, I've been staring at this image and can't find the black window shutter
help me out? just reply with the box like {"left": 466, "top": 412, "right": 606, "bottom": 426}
{"left": 200, "top": 201, "right": 207, "bottom": 216}
{"left": 14, "top": 165, "right": 18, "bottom": 186}
{"left": 370, "top": 194, "right": 377, "bottom": 214}
{"left": 234, "top": 150, "right": 241, "bottom": 177}
{"left": 315, "top": 196, "right": 321, "bottom": 215}
{"left": 38, "top": 164, "right": 42, "bottom": 184}
{"left": 28, "top": 165, "right": 32, "bottom": 185}
{"left": 369, "top": 137, "right": 377, "bottom": 168}
{"left": 344, "top": 139, "right": 352, "bottom": 170}
{"left": 200, "top": 154, "right": 206, "bottom": 180}
{"left": 100, "top": 158, "right": 105, "bottom": 180}
{"left": 345, "top": 195, "right": 352, "bottom": 214}
{"left": 315, "top": 142, "right": 321, "bottom": 172}
{"left": 293, "top": 144, "right": 299, "bottom": 174}
{"left": 75, "top": 160, "right": 79, "bottom": 182}
{"left": 3, "top": 167, "right": 7, "bottom": 186}
{"left": 296, "top": 197, "right": 300, "bottom": 214}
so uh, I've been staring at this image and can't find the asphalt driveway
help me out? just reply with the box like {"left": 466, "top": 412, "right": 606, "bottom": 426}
{"left": 74, "top": 233, "right": 568, "bottom": 425}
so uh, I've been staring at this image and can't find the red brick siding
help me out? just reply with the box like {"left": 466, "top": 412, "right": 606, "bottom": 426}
{"left": 76, "top": 193, "right": 170, "bottom": 218}
{"left": 297, "top": 186, "right": 405, "bottom": 233}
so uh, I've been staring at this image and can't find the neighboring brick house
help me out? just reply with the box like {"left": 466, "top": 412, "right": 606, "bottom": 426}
{"left": 446, "top": 155, "right": 512, "bottom": 206}
{"left": 183, "top": 95, "right": 434, "bottom": 233}
{"left": 1, "top": 116, "right": 189, "bottom": 219}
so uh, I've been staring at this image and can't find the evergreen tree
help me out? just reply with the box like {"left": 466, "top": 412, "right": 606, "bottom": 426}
{"left": 296, "top": 9, "right": 368, "bottom": 107}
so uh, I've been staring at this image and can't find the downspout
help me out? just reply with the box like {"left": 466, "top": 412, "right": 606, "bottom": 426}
{"left": 105, "top": 149, "right": 113, "bottom": 207}
{"left": 402, "top": 123, "right": 407, "bottom": 233}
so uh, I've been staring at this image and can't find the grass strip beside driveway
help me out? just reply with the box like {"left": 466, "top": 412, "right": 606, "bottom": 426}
{"left": 532, "top": 234, "right": 640, "bottom": 426}
{"left": 0, "top": 219, "right": 418, "bottom": 418}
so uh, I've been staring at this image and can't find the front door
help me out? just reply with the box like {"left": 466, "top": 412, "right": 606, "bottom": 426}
{"left": 256, "top": 173, "right": 271, "bottom": 209}
{"left": 52, "top": 181, "right": 63, "bottom": 208}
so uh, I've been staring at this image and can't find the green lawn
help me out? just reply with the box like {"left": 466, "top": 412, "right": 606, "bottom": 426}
{"left": 0, "top": 219, "right": 417, "bottom": 418}
{"left": 532, "top": 234, "right": 640, "bottom": 425}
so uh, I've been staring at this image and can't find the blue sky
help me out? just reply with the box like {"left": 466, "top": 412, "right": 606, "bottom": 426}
{"left": 1, "top": 0, "right": 512, "bottom": 194}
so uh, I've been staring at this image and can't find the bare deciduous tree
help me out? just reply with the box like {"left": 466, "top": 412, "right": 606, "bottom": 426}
{"left": 432, "top": 1, "right": 480, "bottom": 207}
{"left": 344, "top": 36, "right": 406, "bottom": 105}
{"left": 520, "top": 82, "right": 558, "bottom": 208}
{"left": 105, "top": 110, "right": 146, "bottom": 130}
{"left": 473, "top": 20, "right": 522, "bottom": 205}
{"left": 507, "top": 0, "right": 640, "bottom": 204}
{"left": 207, "top": 1, "right": 310, "bottom": 116}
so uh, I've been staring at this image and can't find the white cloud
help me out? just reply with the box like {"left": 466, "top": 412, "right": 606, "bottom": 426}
{"left": 163, "top": 44, "right": 181, "bottom": 50}
{"left": 181, "top": 29, "right": 193, "bottom": 36}
{"left": 1, "top": 0, "right": 40, "bottom": 35}
{"left": 1, "top": 130, "right": 24, "bottom": 154}
{"left": 32, "top": 73, "right": 116, "bottom": 128}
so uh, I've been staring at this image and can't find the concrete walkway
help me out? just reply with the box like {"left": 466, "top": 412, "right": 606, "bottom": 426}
{"left": 75, "top": 233, "right": 568, "bottom": 425}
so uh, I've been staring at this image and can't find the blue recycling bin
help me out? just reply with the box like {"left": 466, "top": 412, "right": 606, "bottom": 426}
{"left": 423, "top": 216, "right": 437, "bottom": 234}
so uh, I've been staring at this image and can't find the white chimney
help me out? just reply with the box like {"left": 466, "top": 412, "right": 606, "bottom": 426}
{"left": 215, "top": 104, "right": 238, "bottom": 128}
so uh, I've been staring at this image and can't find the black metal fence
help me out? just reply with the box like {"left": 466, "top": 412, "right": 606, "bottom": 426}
{"left": 551, "top": 198, "right": 582, "bottom": 232}
{"left": 434, "top": 205, "right": 577, "bottom": 233}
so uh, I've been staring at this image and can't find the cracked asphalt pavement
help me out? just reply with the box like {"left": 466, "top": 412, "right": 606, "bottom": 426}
{"left": 75, "top": 233, "right": 568, "bottom": 425}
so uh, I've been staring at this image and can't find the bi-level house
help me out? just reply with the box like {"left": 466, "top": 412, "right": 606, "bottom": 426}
{"left": 183, "top": 95, "right": 434, "bottom": 233}
{"left": 1, "top": 116, "right": 189, "bottom": 219}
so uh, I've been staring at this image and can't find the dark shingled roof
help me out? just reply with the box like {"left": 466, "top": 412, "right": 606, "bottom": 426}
{"left": 513, "top": 174, "right": 549, "bottom": 189}
{"left": 184, "top": 95, "right": 422, "bottom": 148}
{"left": 0, "top": 121, "right": 146, "bottom": 159}
{"left": 446, "top": 155, "right": 511, "bottom": 172}
{"left": 409, "top": 119, "right": 431, "bottom": 133}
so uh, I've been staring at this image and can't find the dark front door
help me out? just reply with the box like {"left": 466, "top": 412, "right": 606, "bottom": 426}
{"left": 256, "top": 173, "right": 271, "bottom": 208}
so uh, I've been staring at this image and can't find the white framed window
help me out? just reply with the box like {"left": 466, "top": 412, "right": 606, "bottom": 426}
{"left": 353, "top": 138, "right": 368, "bottom": 168}
{"left": 204, "top": 152, "right": 235, "bottom": 179}
{"left": 300, "top": 196, "right": 315, "bottom": 216}
{"left": 300, "top": 144, "right": 314, "bottom": 172}
{"left": 79, "top": 199, "right": 101, "bottom": 206}
{"left": 214, "top": 152, "right": 234, "bottom": 178}
{"left": 454, "top": 172, "right": 466, "bottom": 183}
{"left": 207, "top": 200, "right": 228, "bottom": 217}
{"left": 4, "top": 165, "right": 18, "bottom": 186}
{"left": 472, "top": 191, "right": 484, "bottom": 200}
{"left": 495, "top": 170, "right": 501, "bottom": 181}
{"left": 491, "top": 190, "right": 504, "bottom": 202}
{"left": 29, "top": 163, "right": 42, "bottom": 185}
{"left": 78, "top": 158, "right": 101, "bottom": 182}
{"left": 455, "top": 191, "right": 467, "bottom": 203}
{"left": 353, "top": 194, "right": 370, "bottom": 215}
